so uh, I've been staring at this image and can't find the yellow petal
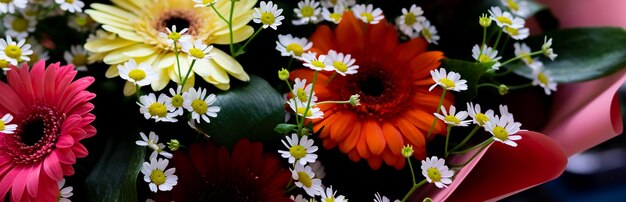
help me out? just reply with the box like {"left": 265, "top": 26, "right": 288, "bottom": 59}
{"left": 203, "top": 75, "right": 220, "bottom": 84}
{"left": 210, "top": 48, "right": 250, "bottom": 81}
{"left": 88, "top": 52, "right": 107, "bottom": 63}
{"left": 212, "top": 25, "right": 253, "bottom": 44}
{"left": 182, "top": 74, "right": 195, "bottom": 92}
{"left": 84, "top": 37, "right": 136, "bottom": 53}
{"left": 85, "top": 10, "right": 132, "bottom": 29}
{"left": 151, "top": 67, "right": 170, "bottom": 92}
{"left": 90, "top": 3, "right": 137, "bottom": 20}
{"left": 102, "top": 43, "right": 152, "bottom": 64}
{"left": 122, "top": 44, "right": 156, "bottom": 57}
{"left": 102, "top": 25, "right": 144, "bottom": 42}
{"left": 214, "top": 83, "right": 230, "bottom": 90}
{"left": 106, "top": 65, "right": 119, "bottom": 78}
{"left": 213, "top": 10, "right": 254, "bottom": 35}
{"left": 154, "top": 53, "right": 176, "bottom": 69}
{"left": 168, "top": 54, "right": 191, "bottom": 83}
{"left": 123, "top": 81, "right": 136, "bottom": 96}
{"left": 193, "top": 59, "right": 229, "bottom": 83}
{"left": 111, "top": 0, "right": 140, "bottom": 12}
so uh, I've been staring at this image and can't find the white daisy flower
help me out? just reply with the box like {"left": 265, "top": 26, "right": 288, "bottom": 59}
{"left": 292, "top": 0, "right": 322, "bottom": 25}
{"left": 192, "top": 0, "right": 218, "bottom": 7}
{"left": 513, "top": 43, "right": 543, "bottom": 69}
{"left": 322, "top": 4, "right": 345, "bottom": 24}
{"left": 542, "top": 37, "right": 558, "bottom": 61}
{"left": 319, "top": 186, "right": 347, "bottom": 202}
{"left": 55, "top": 0, "right": 84, "bottom": 13}
{"left": 57, "top": 178, "right": 73, "bottom": 202}
{"left": 434, "top": 105, "right": 472, "bottom": 127}
{"left": 0, "top": 114, "right": 17, "bottom": 134}
{"left": 428, "top": 68, "right": 468, "bottom": 92}
{"left": 420, "top": 19, "right": 440, "bottom": 44}
{"left": 64, "top": 45, "right": 91, "bottom": 71}
{"left": 499, "top": 104, "right": 514, "bottom": 120}
{"left": 68, "top": 13, "right": 98, "bottom": 32}
{"left": 292, "top": 78, "right": 318, "bottom": 104}
{"left": 0, "top": 36, "right": 32, "bottom": 65}
{"left": 278, "top": 133, "right": 319, "bottom": 165}
{"left": 182, "top": 87, "right": 220, "bottom": 123}
{"left": 501, "top": 0, "right": 529, "bottom": 17}
{"left": 484, "top": 114, "right": 522, "bottom": 147}
{"left": 275, "top": 34, "right": 313, "bottom": 59}
{"left": 26, "top": 42, "right": 49, "bottom": 65}
{"left": 157, "top": 25, "right": 192, "bottom": 46}
{"left": 421, "top": 156, "right": 454, "bottom": 188}
{"left": 374, "top": 192, "right": 400, "bottom": 202}
{"left": 302, "top": 52, "right": 332, "bottom": 71}
{"left": 3, "top": 14, "right": 36, "bottom": 39}
{"left": 0, "top": 58, "right": 10, "bottom": 71}
{"left": 253, "top": 1, "right": 284, "bottom": 30}
{"left": 141, "top": 157, "right": 178, "bottom": 193}
{"left": 472, "top": 44, "right": 502, "bottom": 69}
{"left": 531, "top": 66, "right": 557, "bottom": 95}
{"left": 181, "top": 39, "right": 214, "bottom": 61}
{"left": 118, "top": 59, "right": 158, "bottom": 86}
{"left": 288, "top": 98, "right": 324, "bottom": 119}
{"left": 466, "top": 102, "right": 494, "bottom": 126}
{"left": 291, "top": 163, "right": 323, "bottom": 197}
{"left": 167, "top": 86, "right": 186, "bottom": 116}
{"left": 0, "top": 0, "right": 26, "bottom": 14}
{"left": 396, "top": 4, "right": 426, "bottom": 37}
{"left": 320, "top": 0, "right": 355, "bottom": 8}
{"left": 310, "top": 160, "right": 325, "bottom": 179}
{"left": 488, "top": 7, "right": 524, "bottom": 28}
{"left": 136, "top": 131, "right": 174, "bottom": 159}
{"left": 326, "top": 49, "right": 358, "bottom": 76}
{"left": 352, "top": 4, "right": 384, "bottom": 24}
{"left": 137, "top": 93, "right": 178, "bottom": 122}
{"left": 503, "top": 25, "right": 529, "bottom": 40}
{"left": 290, "top": 195, "right": 309, "bottom": 202}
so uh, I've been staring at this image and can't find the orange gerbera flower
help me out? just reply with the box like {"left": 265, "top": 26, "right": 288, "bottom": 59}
{"left": 290, "top": 12, "right": 453, "bottom": 170}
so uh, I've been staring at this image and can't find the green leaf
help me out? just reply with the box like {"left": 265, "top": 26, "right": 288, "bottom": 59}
{"left": 509, "top": 27, "right": 626, "bottom": 83}
{"left": 85, "top": 134, "right": 145, "bottom": 202}
{"left": 198, "top": 75, "right": 285, "bottom": 149}
{"left": 442, "top": 58, "right": 495, "bottom": 101}
{"left": 275, "top": 123, "right": 297, "bottom": 134}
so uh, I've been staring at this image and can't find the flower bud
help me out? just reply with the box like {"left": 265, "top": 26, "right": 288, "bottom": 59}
{"left": 349, "top": 94, "right": 361, "bottom": 106}
{"left": 499, "top": 84, "right": 509, "bottom": 95}
{"left": 401, "top": 144, "right": 414, "bottom": 158}
{"left": 479, "top": 13, "right": 492, "bottom": 28}
{"left": 278, "top": 68, "right": 290, "bottom": 81}
{"left": 167, "top": 139, "right": 181, "bottom": 151}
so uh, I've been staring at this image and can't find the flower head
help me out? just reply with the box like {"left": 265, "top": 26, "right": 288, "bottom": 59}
{"left": 68, "top": 13, "right": 98, "bottom": 32}
{"left": 401, "top": 144, "right": 414, "bottom": 158}
{"left": 484, "top": 114, "right": 523, "bottom": 147}
{"left": 0, "top": 113, "right": 17, "bottom": 134}
{"left": 291, "top": 195, "right": 309, "bottom": 202}
{"left": 429, "top": 68, "right": 468, "bottom": 92}
{"left": 513, "top": 42, "right": 543, "bottom": 69}
{"left": 3, "top": 14, "right": 36, "bottom": 39}
{"left": 374, "top": 193, "right": 400, "bottom": 202}
{"left": 421, "top": 156, "right": 454, "bottom": 188}
{"left": 292, "top": 78, "right": 318, "bottom": 103}
{"left": 136, "top": 131, "right": 174, "bottom": 159}
{"left": 291, "top": 163, "right": 323, "bottom": 197}
{"left": 396, "top": 4, "right": 425, "bottom": 37}
{"left": 276, "top": 34, "right": 313, "bottom": 59}
{"left": 466, "top": 102, "right": 494, "bottom": 126}
{"left": 253, "top": 1, "right": 284, "bottom": 30}
{"left": 322, "top": 4, "right": 345, "bottom": 24}
{"left": 479, "top": 13, "right": 492, "bottom": 28}
{"left": 58, "top": 178, "right": 73, "bottom": 202}
{"left": 182, "top": 87, "right": 220, "bottom": 123}
{"left": 167, "top": 86, "right": 186, "bottom": 116}
{"left": 503, "top": 25, "right": 529, "bottom": 40}
{"left": 157, "top": 25, "right": 191, "bottom": 45}
{"left": 320, "top": 0, "right": 355, "bottom": 8}
{"left": 352, "top": 4, "right": 384, "bottom": 24}
{"left": 434, "top": 105, "right": 472, "bottom": 127}
{"left": 64, "top": 45, "right": 91, "bottom": 71}
{"left": 501, "top": 0, "right": 529, "bottom": 17}
{"left": 141, "top": 157, "right": 178, "bottom": 192}
{"left": 420, "top": 19, "right": 440, "bottom": 44}
{"left": 182, "top": 39, "right": 214, "bottom": 61}
{"left": 472, "top": 44, "right": 502, "bottom": 69}
{"left": 118, "top": 59, "right": 158, "bottom": 87}
{"left": 288, "top": 98, "right": 323, "bottom": 119}
{"left": 326, "top": 49, "right": 359, "bottom": 75}
{"left": 0, "top": 0, "right": 27, "bottom": 14}
{"left": 138, "top": 93, "right": 178, "bottom": 122}
{"left": 293, "top": 0, "right": 322, "bottom": 25}
{"left": 278, "top": 68, "right": 290, "bottom": 80}
{"left": 542, "top": 37, "right": 558, "bottom": 60}
{"left": 488, "top": 6, "right": 524, "bottom": 28}
{"left": 319, "top": 186, "right": 347, "bottom": 202}
{"left": 532, "top": 66, "right": 557, "bottom": 95}
{"left": 55, "top": 0, "right": 84, "bottom": 13}
{"left": 0, "top": 36, "right": 32, "bottom": 65}
{"left": 278, "top": 133, "right": 319, "bottom": 165}
{"left": 302, "top": 52, "right": 332, "bottom": 71}
{"left": 167, "top": 139, "right": 181, "bottom": 151}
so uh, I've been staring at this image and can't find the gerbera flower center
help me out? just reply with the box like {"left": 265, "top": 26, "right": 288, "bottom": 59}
{"left": 260, "top": 12, "right": 275, "bottom": 25}
{"left": 150, "top": 169, "right": 167, "bottom": 185}
{"left": 289, "top": 145, "right": 307, "bottom": 159}
{"left": 4, "top": 45, "right": 22, "bottom": 59}
{"left": 128, "top": 69, "right": 147, "bottom": 81}
{"left": 72, "top": 54, "right": 88, "bottom": 66}
{"left": 427, "top": 167, "right": 442, "bottom": 182}
{"left": 11, "top": 18, "right": 29, "bottom": 32}
{"left": 286, "top": 43, "right": 304, "bottom": 56}
{"left": 333, "top": 61, "right": 348, "bottom": 72}
{"left": 444, "top": 115, "right": 461, "bottom": 125}
{"left": 537, "top": 73, "right": 549, "bottom": 85}
{"left": 360, "top": 13, "right": 374, "bottom": 23}
{"left": 493, "top": 126, "right": 509, "bottom": 141}
{"left": 297, "top": 171, "right": 313, "bottom": 187}
{"left": 496, "top": 16, "right": 512, "bottom": 25}
{"left": 296, "top": 88, "right": 308, "bottom": 102}
{"left": 189, "top": 48, "right": 206, "bottom": 59}
{"left": 506, "top": 0, "right": 520, "bottom": 11}
{"left": 148, "top": 103, "right": 168, "bottom": 117}
{"left": 171, "top": 94, "right": 184, "bottom": 107}
{"left": 301, "top": 7, "right": 315, "bottom": 17}
{"left": 475, "top": 113, "right": 489, "bottom": 125}
{"left": 438, "top": 78, "right": 456, "bottom": 88}
{"left": 191, "top": 99, "right": 208, "bottom": 114}
{"left": 9, "top": 106, "right": 63, "bottom": 164}
{"left": 296, "top": 107, "right": 313, "bottom": 117}
{"left": 504, "top": 26, "right": 519, "bottom": 36}
{"left": 358, "top": 75, "right": 385, "bottom": 97}
{"left": 404, "top": 13, "right": 417, "bottom": 25}
{"left": 156, "top": 10, "right": 201, "bottom": 38}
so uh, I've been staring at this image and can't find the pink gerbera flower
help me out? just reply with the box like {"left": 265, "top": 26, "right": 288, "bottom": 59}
{"left": 0, "top": 61, "right": 96, "bottom": 201}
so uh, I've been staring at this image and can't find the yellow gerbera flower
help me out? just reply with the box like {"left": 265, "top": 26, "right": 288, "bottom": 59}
{"left": 84, "top": 0, "right": 256, "bottom": 95}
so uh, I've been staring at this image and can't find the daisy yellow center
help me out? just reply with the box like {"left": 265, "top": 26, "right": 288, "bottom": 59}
{"left": 493, "top": 126, "right": 509, "bottom": 141}
{"left": 171, "top": 94, "right": 184, "bottom": 107}
{"left": 150, "top": 169, "right": 166, "bottom": 185}
{"left": 72, "top": 54, "right": 87, "bottom": 66}
{"left": 325, "top": 198, "right": 335, "bottom": 202}
{"left": 504, "top": 26, "right": 519, "bottom": 36}
{"left": 260, "top": 12, "right": 275, "bottom": 25}
{"left": 537, "top": 72, "right": 549, "bottom": 85}
{"left": 404, "top": 13, "right": 417, "bottom": 25}
{"left": 191, "top": 99, "right": 208, "bottom": 114}
{"left": 301, "top": 6, "right": 315, "bottom": 17}
{"left": 312, "top": 60, "right": 326, "bottom": 70}
{"left": 438, "top": 78, "right": 456, "bottom": 89}
{"left": 168, "top": 32, "right": 182, "bottom": 41}
{"left": 75, "top": 17, "right": 88, "bottom": 26}
{"left": 330, "top": 0, "right": 337, "bottom": 4}
{"left": 422, "top": 27, "right": 432, "bottom": 39}
{"left": 0, "top": 0, "right": 12, "bottom": 3}
{"left": 296, "top": 107, "right": 313, "bottom": 117}
{"left": 189, "top": 48, "right": 206, "bottom": 59}
{"left": 333, "top": 61, "right": 347, "bottom": 72}
{"left": 289, "top": 145, "right": 307, "bottom": 159}
{"left": 11, "top": 18, "right": 29, "bottom": 32}
{"left": 4, "top": 45, "right": 22, "bottom": 59}
{"left": 475, "top": 113, "right": 489, "bottom": 125}
{"left": 427, "top": 167, "right": 442, "bottom": 182}
{"left": 520, "top": 52, "right": 532, "bottom": 64}
{"left": 286, "top": 43, "right": 304, "bottom": 56}
{"left": 203, "top": 0, "right": 215, "bottom": 4}
{"left": 330, "top": 13, "right": 342, "bottom": 22}
{"left": 444, "top": 115, "right": 460, "bottom": 125}
{"left": 478, "top": 54, "right": 492, "bottom": 63}
{"left": 148, "top": 103, "right": 168, "bottom": 117}
{"left": 0, "top": 59, "right": 10, "bottom": 68}
{"left": 496, "top": 16, "right": 512, "bottom": 25}
{"left": 0, "top": 120, "right": 5, "bottom": 131}
{"left": 128, "top": 69, "right": 147, "bottom": 81}
{"left": 296, "top": 88, "right": 308, "bottom": 102}
{"left": 65, "top": 0, "right": 74, "bottom": 3}
{"left": 297, "top": 171, "right": 313, "bottom": 187}
{"left": 506, "top": 0, "right": 520, "bottom": 11}
{"left": 360, "top": 12, "right": 374, "bottom": 22}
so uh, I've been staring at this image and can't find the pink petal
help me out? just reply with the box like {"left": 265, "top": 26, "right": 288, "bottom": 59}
{"left": 56, "top": 135, "right": 75, "bottom": 148}
{"left": 43, "top": 152, "right": 63, "bottom": 181}
{"left": 56, "top": 148, "right": 76, "bottom": 164}
{"left": 61, "top": 163, "right": 74, "bottom": 176}
{"left": 0, "top": 82, "right": 23, "bottom": 115}
{"left": 42, "top": 64, "right": 58, "bottom": 106}
{"left": 11, "top": 167, "right": 29, "bottom": 202}
{"left": 26, "top": 163, "right": 41, "bottom": 197}
{"left": 29, "top": 60, "right": 46, "bottom": 101}
{"left": 71, "top": 143, "right": 89, "bottom": 158}
{"left": 0, "top": 168, "right": 21, "bottom": 198}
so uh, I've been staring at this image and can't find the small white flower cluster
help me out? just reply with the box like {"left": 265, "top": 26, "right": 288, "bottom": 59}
{"left": 393, "top": 4, "right": 440, "bottom": 45}
{"left": 137, "top": 131, "right": 179, "bottom": 193}
{"left": 488, "top": 6, "right": 529, "bottom": 40}
{"left": 136, "top": 85, "right": 220, "bottom": 124}
{"left": 0, "top": 0, "right": 84, "bottom": 15}
{"left": 158, "top": 25, "right": 215, "bottom": 61}
{"left": 513, "top": 39, "right": 558, "bottom": 95}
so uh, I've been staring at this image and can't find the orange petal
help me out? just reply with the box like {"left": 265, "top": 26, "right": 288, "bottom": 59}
{"left": 409, "top": 51, "right": 444, "bottom": 79}
{"left": 356, "top": 126, "right": 371, "bottom": 159}
{"left": 367, "top": 155, "right": 383, "bottom": 170}
{"left": 336, "top": 11, "right": 365, "bottom": 53}
{"left": 322, "top": 139, "right": 337, "bottom": 149}
{"left": 330, "top": 111, "right": 356, "bottom": 142}
{"left": 395, "top": 118, "right": 426, "bottom": 160}
{"left": 347, "top": 149, "right": 361, "bottom": 162}
{"left": 339, "top": 121, "right": 362, "bottom": 153}
{"left": 310, "top": 25, "right": 336, "bottom": 54}
{"left": 364, "top": 120, "right": 386, "bottom": 155}
{"left": 382, "top": 122, "right": 405, "bottom": 155}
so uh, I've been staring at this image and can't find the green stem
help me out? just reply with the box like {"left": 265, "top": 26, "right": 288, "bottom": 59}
{"left": 401, "top": 180, "right": 427, "bottom": 202}
{"left": 174, "top": 42, "right": 182, "bottom": 83}
{"left": 316, "top": 100, "right": 350, "bottom": 105}
{"left": 476, "top": 26, "right": 487, "bottom": 63}
{"left": 426, "top": 89, "right": 447, "bottom": 139}
{"left": 180, "top": 59, "right": 197, "bottom": 88}
{"left": 451, "top": 125, "right": 481, "bottom": 152}
{"left": 507, "top": 82, "right": 532, "bottom": 90}
{"left": 297, "top": 71, "right": 318, "bottom": 134}
{"left": 235, "top": 27, "right": 263, "bottom": 57}
{"left": 287, "top": 57, "right": 294, "bottom": 70}
{"left": 477, "top": 83, "right": 500, "bottom": 90}
{"left": 444, "top": 125, "right": 452, "bottom": 157}
{"left": 135, "top": 84, "right": 140, "bottom": 100}
{"left": 210, "top": 4, "right": 230, "bottom": 25}
{"left": 493, "top": 28, "right": 503, "bottom": 49}
{"left": 500, "top": 35, "right": 510, "bottom": 54}
{"left": 284, "top": 80, "right": 300, "bottom": 129}
{"left": 407, "top": 157, "right": 417, "bottom": 185}
{"left": 450, "top": 138, "right": 493, "bottom": 155}
{"left": 228, "top": 0, "right": 236, "bottom": 55}
{"left": 499, "top": 50, "right": 544, "bottom": 67}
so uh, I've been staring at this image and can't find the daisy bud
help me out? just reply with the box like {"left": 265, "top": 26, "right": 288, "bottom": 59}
{"left": 349, "top": 94, "right": 361, "bottom": 106}
{"left": 479, "top": 13, "right": 491, "bottom": 28}
{"left": 278, "top": 68, "right": 290, "bottom": 80}
{"left": 423, "top": 197, "right": 433, "bottom": 202}
{"left": 401, "top": 144, "right": 414, "bottom": 158}
{"left": 299, "top": 127, "right": 312, "bottom": 136}
{"left": 167, "top": 139, "right": 181, "bottom": 151}
{"left": 499, "top": 84, "right": 509, "bottom": 95}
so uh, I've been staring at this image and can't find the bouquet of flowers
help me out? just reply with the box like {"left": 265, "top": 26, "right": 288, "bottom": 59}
{"left": 0, "top": 0, "right": 624, "bottom": 201}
